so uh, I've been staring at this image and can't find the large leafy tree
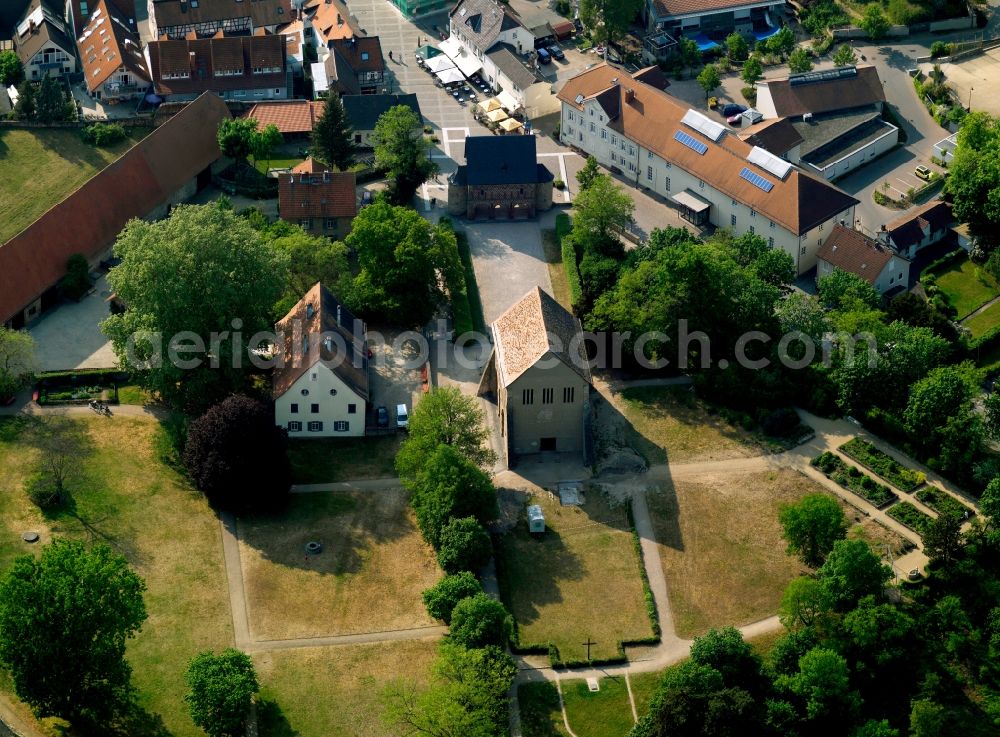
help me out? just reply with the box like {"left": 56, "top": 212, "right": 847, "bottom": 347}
{"left": 816, "top": 539, "right": 892, "bottom": 612}
{"left": 788, "top": 47, "right": 814, "bottom": 73}
{"left": 689, "top": 626, "right": 766, "bottom": 696}
{"left": 409, "top": 444, "right": 498, "bottom": 548}
{"left": 311, "top": 93, "right": 356, "bottom": 171}
{"left": 395, "top": 386, "right": 496, "bottom": 482}
{"left": 0, "top": 539, "right": 147, "bottom": 723}
{"left": 217, "top": 118, "right": 259, "bottom": 176}
{"left": 726, "top": 32, "right": 749, "bottom": 61}
{"left": 780, "top": 493, "right": 848, "bottom": 566}
{"left": 742, "top": 54, "right": 764, "bottom": 85}
{"left": 697, "top": 63, "right": 722, "bottom": 98}
{"left": 946, "top": 112, "right": 1000, "bottom": 250}
{"left": 767, "top": 26, "right": 796, "bottom": 57}
{"left": 860, "top": 4, "right": 890, "bottom": 40}
{"left": 346, "top": 201, "right": 460, "bottom": 326}
{"left": 185, "top": 649, "right": 259, "bottom": 737}
{"left": 437, "top": 516, "right": 492, "bottom": 574}
{"left": 833, "top": 43, "right": 858, "bottom": 67}
{"left": 578, "top": 0, "right": 643, "bottom": 48}
{"left": 102, "top": 204, "right": 287, "bottom": 413}
{"left": 448, "top": 594, "right": 513, "bottom": 649}
{"left": 372, "top": 105, "right": 437, "bottom": 204}
{"left": 422, "top": 571, "right": 483, "bottom": 623}
{"left": 575, "top": 155, "right": 601, "bottom": 192}
{"left": 183, "top": 394, "right": 291, "bottom": 512}
{"left": 250, "top": 123, "right": 283, "bottom": 172}
{"left": 780, "top": 647, "right": 860, "bottom": 723}
{"left": 0, "top": 327, "right": 35, "bottom": 400}
{"left": 0, "top": 49, "right": 24, "bottom": 87}
{"left": 269, "top": 228, "right": 350, "bottom": 317}
{"left": 571, "top": 173, "right": 635, "bottom": 256}
{"left": 35, "top": 75, "right": 72, "bottom": 123}
{"left": 903, "top": 363, "right": 978, "bottom": 454}
{"left": 817, "top": 268, "right": 881, "bottom": 310}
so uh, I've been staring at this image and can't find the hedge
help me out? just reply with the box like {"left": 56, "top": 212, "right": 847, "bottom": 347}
{"left": 915, "top": 487, "right": 972, "bottom": 520}
{"left": 628, "top": 501, "right": 661, "bottom": 640}
{"left": 437, "top": 218, "right": 474, "bottom": 336}
{"left": 556, "top": 213, "right": 583, "bottom": 308}
{"left": 838, "top": 438, "right": 925, "bottom": 492}
{"left": 812, "top": 451, "right": 898, "bottom": 508}
{"left": 921, "top": 248, "right": 965, "bottom": 279}
{"left": 887, "top": 501, "right": 934, "bottom": 538}
{"left": 455, "top": 230, "right": 486, "bottom": 334}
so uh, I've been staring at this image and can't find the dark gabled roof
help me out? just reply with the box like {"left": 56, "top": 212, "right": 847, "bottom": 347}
{"left": 593, "top": 84, "right": 621, "bottom": 120}
{"left": 632, "top": 65, "right": 670, "bottom": 91}
{"left": 797, "top": 173, "right": 860, "bottom": 235}
{"left": 486, "top": 43, "right": 538, "bottom": 91}
{"left": 151, "top": 0, "right": 292, "bottom": 33}
{"left": 448, "top": 0, "right": 525, "bottom": 52}
{"left": 273, "top": 282, "right": 368, "bottom": 401}
{"left": 341, "top": 93, "right": 421, "bottom": 130}
{"left": 0, "top": 93, "right": 231, "bottom": 324}
{"left": 330, "top": 35, "right": 383, "bottom": 74}
{"left": 0, "top": 1, "right": 31, "bottom": 39}
{"left": 147, "top": 33, "right": 285, "bottom": 96}
{"left": 761, "top": 65, "right": 885, "bottom": 118}
{"left": 885, "top": 200, "right": 953, "bottom": 250}
{"left": 738, "top": 118, "right": 804, "bottom": 156}
{"left": 14, "top": 0, "right": 75, "bottom": 65}
{"left": 463, "top": 135, "right": 540, "bottom": 186}
{"left": 818, "top": 224, "right": 901, "bottom": 284}
{"left": 278, "top": 160, "right": 358, "bottom": 220}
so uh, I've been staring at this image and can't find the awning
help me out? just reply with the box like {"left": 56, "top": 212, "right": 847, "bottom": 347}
{"left": 497, "top": 89, "right": 520, "bottom": 112}
{"left": 436, "top": 67, "right": 466, "bottom": 85}
{"left": 310, "top": 61, "right": 330, "bottom": 94}
{"left": 478, "top": 98, "right": 503, "bottom": 113}
{"left": 439, "top": 36, "right": 463, "bottom": 59}
{"left": 499, "top": 118, "right": 523, "bottom": 132}
{"left": 671, "top": 190, "right": 712, "bottom": 213}
{"left": 426, "top": 55, "right": 456, "bottom": 73}
{"left": 486, "top": 108, "right": 509, "bottom": 123}
{"left": 415, "top": 44, "right": 441, "bottom": 60}
{"left": 453, "top": 51, "right": 482, "bottom": 78}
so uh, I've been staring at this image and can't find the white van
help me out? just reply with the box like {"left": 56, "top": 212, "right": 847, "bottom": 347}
{"left": 396, "top": 403, "right": 409, "bottom": 429}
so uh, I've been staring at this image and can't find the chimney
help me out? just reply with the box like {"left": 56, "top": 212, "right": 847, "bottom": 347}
{"left": 323, "top": 171, "right": 330, "bottom": 182}
{"left": 180, "top": 0, "right": 187, "bottom": 13}
{"left": 624, "top": 88, "right": 634, "bottom": 103}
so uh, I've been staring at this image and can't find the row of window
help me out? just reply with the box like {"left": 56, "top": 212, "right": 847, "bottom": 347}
{"left": 287, "top": 420, "right": 350, "bottom": 432}
{"left": 299, "top": 218, "right": 340, "bottom": 230}
{"left": 522, "top": 387, "right": 575, "bottom": 405}
{"left": 289, "top": 403, "right": 357, "bottom": 414}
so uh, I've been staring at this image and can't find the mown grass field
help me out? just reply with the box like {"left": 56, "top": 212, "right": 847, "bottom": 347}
{"left": 929, "top": 255, "right": 1000, "bottom": 319}
{"left": 561, "top": 677, "right": 634, "bottom": 737}
{"left": 0, "top": 127, "right": 149, "bottom": 244}
{"left": 498, "top": 491, "right": 654, "bottom": 663}
{"left": 287, "top": 434, "right": 402, "bottom": 483}
{"left": 962, "top": 299, "right": 1000, "bottom": 338}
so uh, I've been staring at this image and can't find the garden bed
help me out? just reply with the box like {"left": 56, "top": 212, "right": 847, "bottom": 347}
{"left": 915, "top": 487, "right": 973, "bottom": 520}
{"left": 887, "top": 501, "right": 935, "bottom": 538}
{"left": 838, "top": 438, "right": 924, "bottom": 491}
{"left": 812, "top": 451, "right": 898, "bottom": 508}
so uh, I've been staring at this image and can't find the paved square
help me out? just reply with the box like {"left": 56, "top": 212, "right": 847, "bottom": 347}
{"left": 465, "top": 221, "right": 553, "bottom": 324}
{"left": 940, "top": 47, "right": 1000, "bottom": 117}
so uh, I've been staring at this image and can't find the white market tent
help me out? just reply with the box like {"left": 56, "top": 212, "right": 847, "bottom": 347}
{"left": 426, "top": 55, "right": 457, "bottom": 73}
{"left": 435, "top": 67, "right": 466, "bottom": 85}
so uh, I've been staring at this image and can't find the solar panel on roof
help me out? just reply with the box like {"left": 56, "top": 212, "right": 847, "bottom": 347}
{"left": 747, "top": 146, "right": 792, "bottom": 180}
{"left": 674, "top": 130, "right": 708, "bottom": 155}
{"left": 739, "top": 167, "right": 774, "bottom": 193}
{"left": 681, "top": 109, "right": 727, "bottom": 142}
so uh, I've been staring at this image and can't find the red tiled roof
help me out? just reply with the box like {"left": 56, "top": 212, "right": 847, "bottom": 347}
{"left": 818, "top": 224, "right": 897, "bottom": 284}
{"left": 147, "top": 32, "right": 285, "bottom": 96}
{"left": 278, "top": 160, "right": 358, "bottom": 220}
{"left": 77, "top": 0, "right": 150, "bottom": 92}
{"left": 330, "top": 36, "right": 384, "bottom": 74}
{"left": 0, "top": 93, "right": 231, "bottom": 324}
{"left": 246, "top": 99, "right": 324, "bottom": 134}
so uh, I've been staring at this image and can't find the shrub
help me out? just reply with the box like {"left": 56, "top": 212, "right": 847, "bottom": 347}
{"left": 887, "top": 501, "right": 934, "bottom": 537}
{"left": 915, "top": 487, "right": 971, "bottom": 520}
{"left": 930, "top": 41, "right": 953, "bottom": 59}
{"left": 559, "top": 219, "right": 583, "bottom": 309}
{"left": 25, "top": 473, "right": 65, "bottom": 509}
{"left": 448, "top": 593, "right": 513, "bottom": 648}
{"left": 761, "top": 408, "right": 800, "bottom": 438}
{"left": 554, "top": 179, "right": 565, "bottom": 190}
{"left": 422, "top": 571, "right": 483, "bottom": 623}
{"left": 58, "top": 254, "right": 92, "bottom": 301}
{"left": 741, "top": 86, "right": 757, "bottom": 103}
{"left": 838, "top": 438, "right": 924, "bottom": 491}
{"left": 81, "top": 122, "right": 126, "bottom": 147}
{"left": 437, "top": 516, "right": 492, "bottom": 574}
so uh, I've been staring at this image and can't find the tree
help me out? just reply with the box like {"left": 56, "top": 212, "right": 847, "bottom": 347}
{"left": 0, "top": 49, "right": 24, "bottom": 87}
{"left": 788, "top": 47, "right": 814, "bottom": 74}
{"left": 860, "top": 4, "right": 890, "bottom": 41}
{"left": 0, "top": 327, "right": 35, "bottom": 400}
{"left": 0, "top": 539, "right": 147, "bottom": 723}
{"left": 779, "top": 576, "right": 830, "bottom": 629}
{"left": 817, "top": 268, "right": 881, "bottom": 310}
{"left": 741, "top": 54, "right": 764, "bottom": 86}
{"left": 767, "top": 26, "right": 796, "bottom": 57}
{"left": 217, "top": 118, "right": 258, "bottom": 175}
{"left": 923, "top": 512, "right": 963, "bottom": 566}
{"left": 903, "top": 364, "right": 977, "bottom": 453}
{"left": 779, "top": 493, "right": 847, "bottom": 566}
{"left": 311, "top": 93, "right": 356, "bottom": 171}
{"left": 571, "top": 174, "right": 635, "bottom": 255}
{"left": 250, "top": 123, "right": 283, "bottom": 173}
{"left": 985, "top": 392, "right": 1000, "bottom": 441}
{"left": 422, "top": 572, "right": 483, "bottom": 623}
{"left": 102, "top": 204, "right": 287, "bottom": 413}
{"left": 981, "top": 478, "right": 1000, "bottom": 530}
{"left": 833, "top": 43, "right": 858, "bottom": 67}
{"left": 816, "top": 538, "right": 892, "bottom": 611}
{"left": 409, "top": 445, "right": 498, "bottom": 548}
{"left": 909, "top": 699, "right": 946, "bottom": 737}
{"left": 575, "top": 155, "right": 601, "bottom": 192}
{"left": 396, "top": 387, "right": 496, "bottom": 482}
{"left": 947, "top": 112, "right": 1000, "bottom": 250}
{"left": 24, "top": 415, "right": 91, "bottom": 509}
{"left": 269, "top": 228, "right": 350, "bottom": 317}
{"left": 697, "top": 63, "right": 721, "bottom": 98}
{"left": 12, "top": 80, "right": 36, "bottom": 120}
{"left": 373, "top": 105, "right": 437, "bottom": 204}
{"left": 726, "top": 31, "right": 749, "bottom": 61}
{"left": 448, "top": 594, "right": 513, "bottom": 649}
{"left": 578, "top": 0, "right": 643, "bottom": 48}
{"left": 752, "top": 247, "right": 795, "bottom": 287}
{"left": 59, "top": 253, "right": 93, "bottom": 301}
{"left": 35, "top": 74, "right": 71, "bottom": 123}
{"left": 782, "top": 648, "right": 860, "bottom": 723}
{"left": 437, "top": 516, "right": 492, "bottom": 574}
{"left": 183, "top": 395, "right": 291, "bottom": 512}
{"left": 689, "top": 626, "right": 764, "bottom": 693}
{"left": 678, "top": 37, "right": 702, "bottom": 74}
{"left": 346, "top": 201, "right": 460, "bottom": 325}
{"left": 185, "top": 649, "right": 259, "bottom": 737}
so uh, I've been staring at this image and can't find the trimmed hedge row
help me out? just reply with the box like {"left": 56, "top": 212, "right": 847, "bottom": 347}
{"left": 839, "top": 438, "right": 925, "bottom": 492}
{"left": 628, "top": 501, "right": 661, "bottom": 641}
{"left": 920, "top": 248, "right": 964, "bottom": 280}
{"left": 556, "top": 213, "right": 583, "bottom": 309}
{"left": 455, "top": 230, "right": 486, "bottom": 334}
{"left": 887, "top": 501, "right": 934, "bottom": 538}
{"left": 812, "top": 451, "right": 898, "bottom": 508}
{"left": 437, "top": 219, "right": 474, "bottom": 336}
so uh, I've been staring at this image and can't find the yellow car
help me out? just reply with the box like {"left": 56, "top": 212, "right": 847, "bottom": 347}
{"left": 915, "top": 165, "right": 932, "bottom": 181}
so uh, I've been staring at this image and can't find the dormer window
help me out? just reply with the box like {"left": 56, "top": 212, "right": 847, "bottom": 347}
{"left": 361, "top": 51, "right": 369, "bottom": 61}
{"left": 306, "top": 303, "right": 314, "bottom": 318}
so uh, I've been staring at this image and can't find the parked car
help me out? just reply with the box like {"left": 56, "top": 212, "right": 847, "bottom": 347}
{"left": 727, "top": 113, "right": 743, "bottom": 126}
{"left": 376, "top": 406, "right": 389, "bottom": 428}
{"left": 361, "top": 190, "right": 373, "bottom": 207}
{"left": 720, "top": 103, "right": 747, "bottom": 118}
{"left": 536, "top": 47, "right": 552, "bottom": 64}
{"left": 396, "top": 403, "right": 409, "bottom": 429}
{"left": 915, "top": 165, "right": 932, "bottom": 181}
{"left": 548, "top": 45, "right": 565, "bottom": 61}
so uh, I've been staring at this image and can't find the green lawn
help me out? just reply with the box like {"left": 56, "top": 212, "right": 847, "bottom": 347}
{"left": 287, "top": 434, "right": 402, "bottom": 483}
{"left": 929, "top": 255, "right": 1000, "bottom": 319}
{"left": 519, "top": 682, "right": 570, "bottom": 737}
{"left": 962, "top": 299, "right": 1000, "bottom": 338}
{"left": 253, "top": 156, "right": 305, "bottom": 175}
{"left": 561, "top": 678, "right": 635, "bottom": 737}
{"left": 629, "top": 672, "right": 661, "bottom": 719}
{"left": 0, "top": 416, "right": 233, "bottom": 737}
{"left": 0, "top": 127, "right": 149, "bottom": 244}
{"left": 456, "top": 230, "right": 487, "bottom": 333}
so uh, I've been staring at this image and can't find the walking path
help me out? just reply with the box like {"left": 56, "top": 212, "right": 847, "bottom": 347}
{"left": 959, "top": 293, "right": 1000, "bottom": 324}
